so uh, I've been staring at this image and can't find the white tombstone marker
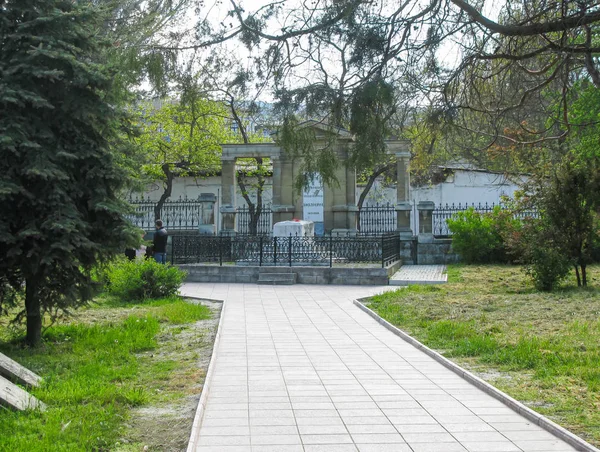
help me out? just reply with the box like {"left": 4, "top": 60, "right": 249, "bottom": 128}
{"left": 273, "top": 220, "right": 315, "bottom": 237}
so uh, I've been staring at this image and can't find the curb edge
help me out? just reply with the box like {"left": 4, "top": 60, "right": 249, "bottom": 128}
{"left": 185, "top": 296, "right": 226, "bottom": 452}
{"left": 353, "top": 298, "right": 599, "bottom": 452}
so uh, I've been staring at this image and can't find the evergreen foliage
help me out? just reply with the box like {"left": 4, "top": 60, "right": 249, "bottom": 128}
{"left": 0, "top": 0, "right": 137, "bottom": 346}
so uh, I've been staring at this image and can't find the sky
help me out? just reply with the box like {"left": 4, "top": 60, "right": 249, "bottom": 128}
{"left": 164, "top": 0, "right": 504, "bottom": 103}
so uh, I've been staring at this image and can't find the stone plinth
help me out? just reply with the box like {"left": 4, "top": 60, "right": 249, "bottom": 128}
{"left": 198, "top": 193, "right": 216, "bottom": 235}
{"left": 220, "top": 206, "right": 237, "bottom": 235}
{"left": 395, "top": 201, "right": 413, "bottom": 239}
{"left": 417, "top": 201, "right": 435, "bottom": 242}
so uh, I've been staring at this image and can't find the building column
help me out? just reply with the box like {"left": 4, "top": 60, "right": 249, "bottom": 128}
{"left": 272, "top": 155, "right": 295, "bottom": 224}
{"left": 329, "top": 146, "right": 357, "bottom": 235}
{"left": 220, "top": 157, "right": 237, "bottom": 235}
{"left": 395, "top": 151, "right": 412, "bottom": 238}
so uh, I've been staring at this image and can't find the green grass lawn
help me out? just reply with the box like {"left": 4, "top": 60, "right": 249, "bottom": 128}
{"left": 0, "top": 296, "right": 214, "bottom": 451}
{"left": 367, "top": 264, "right": 600, "bottom": 447}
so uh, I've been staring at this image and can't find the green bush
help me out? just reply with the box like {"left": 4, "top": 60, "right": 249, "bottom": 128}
{"left": 517, "top": 220, "right": 571, "bottom": 291}
{"left": 525, "top": 245, "right": 571, "bottom": 291}
{"left": 106, "top": 259, "right": 186, "bottom": 301}
{"left": 447, "top": 207, "right": 508, "bottom": 263}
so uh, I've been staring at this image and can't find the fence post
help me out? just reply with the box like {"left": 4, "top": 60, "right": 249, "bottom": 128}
{"left": 170, "top": 235, "right": 175, "bottom": 265}
{"left": 259, "top": 236, "right": 263, "bottom": 267}
{"left": 273, "top": 237, "right": 277, "bottom": 266}
{"left": 288, "top": 235, "right": 292, "bottom": 267}
{"left": 219, "top": 235, "right": 223, "bottom": 267}
{"left": 329, "top": 234, "right": 333, "bottom": 268}
{"left": 381, "top": 235, "right": 385, "bottom": 268}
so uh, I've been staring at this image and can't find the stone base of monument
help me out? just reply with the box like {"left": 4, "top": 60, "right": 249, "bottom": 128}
{"left": 181, "top": 261, "right": 401, "bottom": 285}
{"left": 257, "top": 269, "right": 298, "bottom": 285}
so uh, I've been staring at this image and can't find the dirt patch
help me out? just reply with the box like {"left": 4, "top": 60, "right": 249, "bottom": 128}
{"left": 118, "top": 299, "right": 221, "bottom": 452}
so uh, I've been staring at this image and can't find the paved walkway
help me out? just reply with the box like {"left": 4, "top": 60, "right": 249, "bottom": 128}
{"left": 390, "top": 265, "right": 447, "bottom": 286}
{"left": 182, "top": 283, "right": 577, "bottom": 452}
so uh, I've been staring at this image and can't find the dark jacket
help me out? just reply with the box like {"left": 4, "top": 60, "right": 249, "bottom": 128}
{"left": 153, "top": 227, "right": 168, "bottom": 253}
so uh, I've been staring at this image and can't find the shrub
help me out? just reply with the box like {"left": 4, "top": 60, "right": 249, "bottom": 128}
{"left": 106, "top": 259, "right": 186, "bottom": 301}
{"left": 525, "top": 245, "right": 571, "bottom": 291}
{"left": 518, "top": 219, "right": 571, "bottom": 291}
{"left": 447, "top": 207, "right": 508, "bottom": 263}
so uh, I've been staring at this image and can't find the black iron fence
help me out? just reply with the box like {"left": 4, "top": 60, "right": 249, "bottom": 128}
{"left": 126, "top": 196, "right": 273, "bottom": 233}
{"left": 358, "top": 203, "right": 396, "bottom": 234}
{"left": 127, "top": 197, "right": 400, "bottom": 235}
{"left": 127, "top": 197, "right": 537, "bottom": 238}
{"left": 126, "top": 196, "right": 205, "bottom": 231}
{"left": 171, "top": 233, "right": 400, "bottom": 268}
{"left": 432, "top": 202, "right": 539, "bottom": 236}
{"left": 236, "top": 204, "right": 273, "bottom": 235}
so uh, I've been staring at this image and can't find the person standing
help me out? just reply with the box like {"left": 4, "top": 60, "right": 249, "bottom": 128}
{"left": 153, "top": 219, "right": 168, "bottom": 264}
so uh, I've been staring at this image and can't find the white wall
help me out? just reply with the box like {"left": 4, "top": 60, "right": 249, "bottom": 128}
{"left": 134, "top": 175, "right": 274, "bottom": 206}
{"left": 136, "top": 169, "right": 524, "bottom": 209}
{"left": 358, "top": 169, "right": 525, "bottom": 207}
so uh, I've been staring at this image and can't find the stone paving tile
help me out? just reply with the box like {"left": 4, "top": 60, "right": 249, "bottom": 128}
{"left": 390, "top": 265, "right": 447, "bottom": 285}
{"left": 183, "top": 283, "right": 581, "bottom": 452}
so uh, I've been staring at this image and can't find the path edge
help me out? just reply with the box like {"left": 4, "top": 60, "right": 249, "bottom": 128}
{"left": 353, "top": 298, "right": 599, "bottom": 452}
{"left": 185, "top": 296, "right": 226, "bottom": 452}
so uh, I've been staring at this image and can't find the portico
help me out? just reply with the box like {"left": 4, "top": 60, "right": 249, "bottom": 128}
{"left": 219, "top": 121, "right": 413, "bottom": 236}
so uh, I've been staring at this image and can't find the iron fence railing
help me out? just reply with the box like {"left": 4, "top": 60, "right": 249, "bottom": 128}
{"left": 126, "top": 195, "right": 205, "bottom": 231}
{"left": 126, "top": 196, "right": 273, "bottom": 233}
{"left": 358, "top": 203, "right": 396, "bottom": 234}
{"left": 236, "top": 204, "right": 273, "bottom": 235}
{"left": 171, "top": 233, "right": 400, "bottom": 268}
{"left": 127, "top": 196, "right": 402, "bottom": 235}
{"left": 432, "top": 202, "right": 539, "bottom": 236}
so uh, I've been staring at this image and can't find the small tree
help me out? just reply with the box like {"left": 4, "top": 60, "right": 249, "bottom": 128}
{"left": 537, "top": 153, "right": 600, "bottom": 286}
{"left": 0, "top": 0, "right": 137, "bottom": 346}
{"left": 518, "top": 218, "right": 572, "bottom": 292}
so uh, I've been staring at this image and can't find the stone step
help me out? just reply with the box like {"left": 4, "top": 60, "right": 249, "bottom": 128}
{"left": 257, "top": 272, "right": 297, "bottom": 285}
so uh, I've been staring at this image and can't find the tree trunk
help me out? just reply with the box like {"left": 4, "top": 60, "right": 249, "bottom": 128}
{"left": 581, "top": 264, "right": 587, "bottom": 287}
{"left": 237, "top": 158, "right": 266, "bottom": 236}
{"left": 356, "top": 162, "right": 395, "bottom": 232}
{"left": 574, "top": 265, "right": 581, "bottom": 287}
{"left": 25, "top": 277, "right": 42, "bottom": 347}
{"left": 155, "top": 163, "right": 174, "bottom": 221}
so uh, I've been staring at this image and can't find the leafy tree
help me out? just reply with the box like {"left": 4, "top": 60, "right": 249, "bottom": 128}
{"left": 135, "top": 84, "right": 233, "bottom": 220}
{"left": 97, "top": 0, "right": 192, "bottom": 100}
{"left": 535, "top": 153, "right": 600, "bottom": 286}
{"left": 504, "top": 152, "right": 600, "bottom": 289}
{"left": 198, "top": 56, "right": 275, "bottom": 235}
{"left": 179, "top": 0, "right": 600, "bottom": 173}
{"left": 0, "top": 0, "right": 137, "bottom": 346}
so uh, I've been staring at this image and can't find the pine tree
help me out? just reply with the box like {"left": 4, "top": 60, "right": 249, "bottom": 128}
{"left": 0, "top": 0, "right": 136, "bottom": 346}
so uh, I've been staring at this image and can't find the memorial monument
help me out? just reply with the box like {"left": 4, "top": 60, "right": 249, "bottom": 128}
{"left": 219, "top": 120, "right": 412, "bottom": 237}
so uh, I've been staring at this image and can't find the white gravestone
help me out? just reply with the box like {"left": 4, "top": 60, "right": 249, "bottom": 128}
{"left": 273, "top": 220, "right": 315, "bottom": 237}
